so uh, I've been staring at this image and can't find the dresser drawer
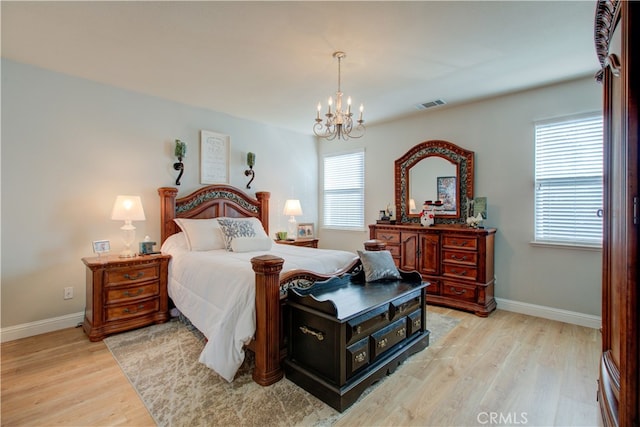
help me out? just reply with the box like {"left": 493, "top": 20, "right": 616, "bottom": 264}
{"left": 442, "top": 235, "right": 478, "bottom": 251}
{"left": 105, "top": 264, "right": 160, "bottom": 286}
{"left": 442, "top": 249, "right": 478, "bottom": 266}
{"left": 105, "top": 298, "right": 160, "bottom": 322}
{"left": 105, "top": 282, "right": 160, "bottom": 304}
{"left": 442, "top": 281, "right": 477, "bottom": 303}
{"left": 374, "top": 230, "right": 401, "bottom": 245}
{"left": 346, "top": 337, "right": 370, "bottom": 378}
{"left": 443, "top": 264, "right": 478, "bottom": 281}
{"left": 371, "top": 318, "right": 407, "bottom": 360}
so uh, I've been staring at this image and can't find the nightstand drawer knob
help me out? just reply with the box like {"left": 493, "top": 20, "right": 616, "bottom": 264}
{"left": 396, "top": 327, "right": 406, "bottom": 337}
{"left": 378, "top": 338, "right": 388, "bottom": 348}
{"left": 355, "top": 351, "right": 367, "bottom": 363}
{"left": 123, "top": 289, "right": 144, "bottom": 297}
{"left": 123, "top": 304, "right": 145, "bottom": 314}
{"left": 123, "top": 272, "right": 144, "bottom": 280}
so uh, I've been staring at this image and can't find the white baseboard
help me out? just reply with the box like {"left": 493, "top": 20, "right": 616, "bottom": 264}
{"left": 496, "top": 297, "right": 601, "bottom": 329}
{"left": 1, "top": 312, "right": 85, "bottom": 343}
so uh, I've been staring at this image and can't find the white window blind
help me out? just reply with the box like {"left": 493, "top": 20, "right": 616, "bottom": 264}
{"left": 534, "top": 114, "right": 603, "bottom": 246}
{"left": 323, "top": 150, "right": 365, "bottom": 230}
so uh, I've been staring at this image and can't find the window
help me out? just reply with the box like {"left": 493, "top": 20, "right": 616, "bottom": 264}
{"left": 534, "top": 114, "right": 603, "bottom": 247}
{"left": 322, "top": 150, "right": 365, "bottom": 230}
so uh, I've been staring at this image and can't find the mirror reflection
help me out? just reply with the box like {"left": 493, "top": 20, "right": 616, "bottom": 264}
{"left": 409, "top": 157, "right": 457, "bottom": 214}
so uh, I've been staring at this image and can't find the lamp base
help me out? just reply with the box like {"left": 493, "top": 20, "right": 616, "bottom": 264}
{"left": 119, "top": 249, "right": 137, "bottom": 258}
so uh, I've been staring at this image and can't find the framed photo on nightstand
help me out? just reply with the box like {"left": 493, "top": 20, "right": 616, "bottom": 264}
{"left": 92, "top": 240, "right": 110, "bottom": 255}
{"left": 297, "top": 223, "right": 314, "bottom": 238}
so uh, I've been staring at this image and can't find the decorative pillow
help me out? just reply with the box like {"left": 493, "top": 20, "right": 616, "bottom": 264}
{"left": 217, "top": 217, "right": 268, "bottom": 250}
{"left": 357, "top": 250, "right": 402, "bottom": 282}
{"left": 230, "top": 236, "right": 273, "bottom": 253}
{"left": 173, "top": 218, "right": 225, "bottom": 251}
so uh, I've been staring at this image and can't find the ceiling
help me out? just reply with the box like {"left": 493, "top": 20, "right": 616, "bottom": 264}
{"left": 1, "top": 1, "right": 601, "bottom": 136}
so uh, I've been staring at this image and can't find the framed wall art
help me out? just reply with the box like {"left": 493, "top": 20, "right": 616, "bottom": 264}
{"left": 200, "top": 130, "right": 229, "bottom": 184}
{"left": 437, "top": 176, "right": 457, "bottom": 213}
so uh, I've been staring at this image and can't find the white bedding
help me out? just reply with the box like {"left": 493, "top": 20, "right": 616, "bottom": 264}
{"left": 161, "top": 232, "right": 358, "bottom": 382}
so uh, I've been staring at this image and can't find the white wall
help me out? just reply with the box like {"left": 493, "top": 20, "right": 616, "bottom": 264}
{"left": 1, "top": 59, "right": 318, "bottom": 330}
{"left": 319, "top": 76, "right": 602, "bottom": 318}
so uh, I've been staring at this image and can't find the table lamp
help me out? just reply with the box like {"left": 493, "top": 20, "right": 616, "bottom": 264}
{"left": 111, "top": 195, "right": 146, "bottom": 257}
{"left": 283, "top": 199, "right": 303, "bottom": 240}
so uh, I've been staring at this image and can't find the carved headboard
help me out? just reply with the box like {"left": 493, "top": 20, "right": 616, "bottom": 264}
{"left": 158, "top": 184, "right": 270, "bottom": 244}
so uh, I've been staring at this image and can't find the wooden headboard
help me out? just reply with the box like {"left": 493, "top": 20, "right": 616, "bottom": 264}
{"left": 158, "top": 185, "right": 271, "bottom": 244}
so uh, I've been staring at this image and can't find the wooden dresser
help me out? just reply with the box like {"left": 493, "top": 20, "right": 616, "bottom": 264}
{"left": 82, "top": 253, "right": 171, "bottom": 341}
{"left": 370, "top": 223, "right": 496, "bottom": 316}
{"left": 284, "top": 272, "right": 430, "bottom": 412}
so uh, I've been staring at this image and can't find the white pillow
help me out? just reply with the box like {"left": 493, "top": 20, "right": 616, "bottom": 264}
{"left": 216, "top": 217, "right": 269, "bottom": 250}
{"left": 230, "top": 236, "right": 273, "bottom": 253}
{"left": 173, "top": 218, "right": 226, "bottom": 251}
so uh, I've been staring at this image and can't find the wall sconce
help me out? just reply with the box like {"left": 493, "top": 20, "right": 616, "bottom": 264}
{"left": 244, "top": 152, "right": 256, "bottom": 189}
{"left": 173, "top": 139, "right": 187, "bottom": 185}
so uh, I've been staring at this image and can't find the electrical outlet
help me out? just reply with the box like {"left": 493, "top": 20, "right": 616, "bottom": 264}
{"left": 64, "top": 286, "right": 74, "bottom": 300}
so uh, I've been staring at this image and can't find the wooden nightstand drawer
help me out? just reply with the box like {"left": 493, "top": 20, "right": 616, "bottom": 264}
{"left": 106, "top": 298, "right": 160, "bottom": 322}
{"left": 105, "top": 264, "right": 159, "bottom": 286}
{"left": 105, "top": 282, "right": 159, "bottom": 304}
{"left": 442, "top": 235, "right": 478, "bottom": 251}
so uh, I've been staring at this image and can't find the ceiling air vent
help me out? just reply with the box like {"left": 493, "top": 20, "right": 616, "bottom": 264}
{"left": 416, "top": 99, "right": 446, "bottom": 110}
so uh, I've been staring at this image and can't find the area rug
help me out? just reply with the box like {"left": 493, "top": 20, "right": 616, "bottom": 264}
{"left": 105, "top": 311, "right": 460, "bottom": 427}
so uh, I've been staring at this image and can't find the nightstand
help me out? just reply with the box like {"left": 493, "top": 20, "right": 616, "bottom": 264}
{"left": 82, "top": 253, "right": 171, "bottom": 341}
{"left": 275, "top": 238, "right": 319, "bottom": 248}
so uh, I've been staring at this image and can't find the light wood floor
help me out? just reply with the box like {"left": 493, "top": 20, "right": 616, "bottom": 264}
{"left": 2, "top": 306, "right": 602, "bottom": 427}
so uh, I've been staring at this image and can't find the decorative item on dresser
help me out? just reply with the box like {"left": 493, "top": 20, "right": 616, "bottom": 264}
{"left": 82, "top": 253, "right": 171, "bottom": 341}
{"left": 370, "top": 223, "right": 496, "bottom": 316}
{"left": 594, "top": 1, "right": 639, "bottom": 425}
{"left": 374, "top": 139, "right": 497, "bottom": 316}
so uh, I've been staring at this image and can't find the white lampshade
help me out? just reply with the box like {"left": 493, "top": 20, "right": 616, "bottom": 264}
{"left": 283, "top": 199, "right": 302, "bottom": 240}
{"left": 111, "top": 195, "right": 146, "bottom": 222}
{"left": 111, "top": 195, "right": 146, "bottom": 257}
{"left": 283, "top": 199, "right": 303, "bottom": 216}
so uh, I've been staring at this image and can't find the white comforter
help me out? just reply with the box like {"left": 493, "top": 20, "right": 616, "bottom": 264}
{"left": 161, "top": 233, "right": 358, "bottom": 381}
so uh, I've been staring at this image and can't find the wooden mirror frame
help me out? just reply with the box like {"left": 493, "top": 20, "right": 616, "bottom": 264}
{"left": 395, "top": 140, "right": 474, "bottom": 224}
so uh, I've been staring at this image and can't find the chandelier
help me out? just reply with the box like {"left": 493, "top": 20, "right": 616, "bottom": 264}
{"left": 314, "top": 51, "right": 365, "bottom": 141}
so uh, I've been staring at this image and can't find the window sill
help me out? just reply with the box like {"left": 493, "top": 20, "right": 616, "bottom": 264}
{"left": 529, "top": 241, "right": 602, "bottom": 252}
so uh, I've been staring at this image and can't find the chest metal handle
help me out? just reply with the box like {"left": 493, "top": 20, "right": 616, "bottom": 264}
{"left": 299, "top": 325, "right": 324, "bottom": 341}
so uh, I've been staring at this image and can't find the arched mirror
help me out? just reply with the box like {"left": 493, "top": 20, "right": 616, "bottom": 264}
{"left": 395, "top": 140, "right": 474, "bottom": 224}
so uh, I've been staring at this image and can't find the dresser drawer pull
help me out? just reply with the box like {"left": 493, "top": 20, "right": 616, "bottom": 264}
{"left": 354, "top": 351, "right": 367, "bottom": 363}
{"left": 123, "top": 272, "right": 144, "bottom": 280}
{"left": 381, "top": 234, "right": 394, "bottom": 241}
{"left": 123, "top": 289, "right": 144, "bottom": 297}
{"left": 378, "top": 338, "right": 388, "bottom": 348}
{"left": 396, "top": 327, "right": 406, "bottom": 337}
{"left": 413, "top": 319, "right": 421, "bottom": 328}
{"left": 299, "top": 325, "right": 324, "bottom": 341}
{"left": 450, "top": 287, "right": 467, "bottom": 295}
{"left": 355, "top": 325, "right": 362, "bottom": 334}
{"left": 451, "top": 269, "right": 468, "bottom": 276}
{"left": 123, "top": 304, "right": 145, "bottom": 314}
{"left": 450, "top": 254, "right": 468, "bottom": 261}
{"left": 451, "top": 240, "right": 468, "bottom": 247}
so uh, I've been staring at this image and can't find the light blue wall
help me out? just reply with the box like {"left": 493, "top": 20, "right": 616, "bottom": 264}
{"left": 319, "top": 76, "right": 602, "bottom": 317}
{"left": 1, "top": 59, "right": 317, "bottom": 327}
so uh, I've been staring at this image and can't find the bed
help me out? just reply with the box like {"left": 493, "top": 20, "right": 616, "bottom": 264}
{"left": 158, "top": 185, "right": 362, "bottom": 385}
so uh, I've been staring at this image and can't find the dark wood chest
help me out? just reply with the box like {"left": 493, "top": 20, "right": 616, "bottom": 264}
{"left": 284, "top": 271, "right": 430, "bottom": 412}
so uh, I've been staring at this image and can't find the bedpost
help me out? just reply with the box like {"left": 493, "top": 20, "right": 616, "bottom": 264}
{"left": 250, "top": 254, "right": 284, "bottom": 386}
{"left": 255, "top": 191, "right": 270, "bottom": 235}
{"left": 158, "top": 187, "right": 178, "bottom": 244}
